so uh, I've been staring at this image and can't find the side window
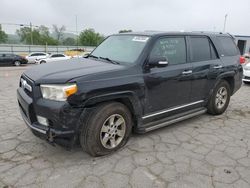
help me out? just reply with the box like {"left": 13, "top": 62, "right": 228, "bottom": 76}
{"left": 51, "top": 54, "right": 58, "bottom": 58}
{"left": 150, "top": 37, "right": 186, "bottom": 65}
{"left": 190, "top": 37, "right": 212, "bottom": 62}
{"left": 57, "top": 54, "right": 65, "bottom": 57}
{"left": 30, "top": 53, "right": 38, "bottom": 56}
{"left": 218, "top": 36, "right": 239, "bottom": 56}
{"left": 5, "top": 54, "right": 13, "bottom": 57}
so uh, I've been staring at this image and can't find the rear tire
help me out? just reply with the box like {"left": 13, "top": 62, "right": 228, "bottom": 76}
{"left": 79, "top": 102, "right": 132, "bottom": 156}
{"left": 14, "top": 61, "right": 21, "bottom": 66}
{"left": 207, "top": 80, "right": 231, "bottom": 115}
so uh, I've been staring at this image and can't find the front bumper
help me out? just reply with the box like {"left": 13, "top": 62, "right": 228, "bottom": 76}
{"left": 17, "top": 86, "right": 82, "bottom": 146}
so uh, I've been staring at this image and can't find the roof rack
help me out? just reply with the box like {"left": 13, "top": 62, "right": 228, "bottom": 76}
{"left": 191, "top": 31, "right": 224, "bottom": 34}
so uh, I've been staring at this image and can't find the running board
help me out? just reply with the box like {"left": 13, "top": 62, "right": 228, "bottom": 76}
{"left": 143, "top": 108, "right": 207, "bottom": 132}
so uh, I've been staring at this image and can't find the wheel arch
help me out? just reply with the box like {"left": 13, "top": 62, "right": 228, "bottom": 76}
{"left": 222, "top": 76, "right": 234, "bottom": 95}
{"left": 207, "top": 72, "right": 235, "bottom": 105}
{"left": 82, "top": 91, "right": 143, "bottom": 128}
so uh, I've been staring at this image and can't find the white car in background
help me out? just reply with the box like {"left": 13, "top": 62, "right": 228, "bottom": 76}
{"left": 243, "top": 60, "right": 250, "bottom": 84}
{"left": 26, "top": 52, "right": 49, "bottom": 63}
{"left": 35, "top": 53, "right": 71, "bottom": 64}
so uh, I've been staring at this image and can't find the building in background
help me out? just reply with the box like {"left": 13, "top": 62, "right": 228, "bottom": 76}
{"left": 234, "top": 35, "right": 250, "bottom": 55}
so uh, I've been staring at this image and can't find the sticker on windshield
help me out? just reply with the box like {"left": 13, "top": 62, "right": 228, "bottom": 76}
{"left": 132, "top": 36, "right": 149, "bottom": 42}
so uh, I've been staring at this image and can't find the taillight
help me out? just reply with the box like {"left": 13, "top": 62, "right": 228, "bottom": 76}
{"left": 240, "top": 56, "right": 245, "bottom": 64}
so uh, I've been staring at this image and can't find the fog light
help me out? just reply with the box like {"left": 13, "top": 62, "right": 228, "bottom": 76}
{"left": 37, "top": 115, "right": 49, "bottom": 126}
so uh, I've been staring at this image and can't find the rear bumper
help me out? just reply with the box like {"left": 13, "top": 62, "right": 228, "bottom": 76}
{"left": 17, "top": 87, "right": 82, "bottom": 146}
{"left": 243, "top": 69, "right": 250, "bottom": 82}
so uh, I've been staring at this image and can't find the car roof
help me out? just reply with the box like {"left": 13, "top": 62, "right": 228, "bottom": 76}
{"left": 30, "top": 52, "right": 47, "bottom": 54}
{"left": 115, "top": 31, "right": 232, "bottom": 37}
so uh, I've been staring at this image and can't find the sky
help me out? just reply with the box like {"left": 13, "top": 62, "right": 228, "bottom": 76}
{"left": 0, "top": 0, "right": 250, "bottom": 36}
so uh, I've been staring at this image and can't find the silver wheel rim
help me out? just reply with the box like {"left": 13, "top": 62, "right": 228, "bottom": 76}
{"left": 215, "top": 86, "right": 228, "bottom": 109}
{"left": 15, "top": 61, "right": 20, "bottom": 66}
{"left": 100, "top": 114, "right": 126, "bottom": 149}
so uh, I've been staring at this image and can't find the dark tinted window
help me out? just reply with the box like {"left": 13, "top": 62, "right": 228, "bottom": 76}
{"left": 150, "top": 37, "right": 186, "bottom": 65}
{"left": 218, "top": 36, "right": 239, "bottom": 56}
{"left": 5, "top": 54, "right": 14, "bottom": 57}
{"left": 51, "top": 54, "right": 58, "bottom": 58}
{"left": 57, "top": 54, "right": 65, "bottom": 57}
{"left": 190, "top": 37, "right": 212, "bottom": 62}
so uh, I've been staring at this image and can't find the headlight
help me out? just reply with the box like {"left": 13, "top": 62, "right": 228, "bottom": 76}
{"left": 40, "top": 84, "right": 77, "bottom": 101}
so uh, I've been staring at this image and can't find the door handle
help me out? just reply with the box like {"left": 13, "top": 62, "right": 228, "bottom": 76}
{"left": 213, "top": 65, "right": 223, "bottom": 69}
{"left": 182, "top": 70, "right": 192, "bottom": 75}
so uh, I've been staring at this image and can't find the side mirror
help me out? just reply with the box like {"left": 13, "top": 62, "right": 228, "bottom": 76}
{"left": 148, "top": 56, "right": 168, "bottom": 67}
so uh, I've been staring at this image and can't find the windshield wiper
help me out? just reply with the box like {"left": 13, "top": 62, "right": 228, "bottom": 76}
{"left": 99, "top": 57, "right": 119, "bottom": 64}
{"left": 85, "top": 54, "right": 99, "bottom": 59}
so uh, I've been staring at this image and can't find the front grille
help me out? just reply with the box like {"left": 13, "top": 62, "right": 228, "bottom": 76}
{"left": 20, "top": 75, "right": 34, "bottom": 97}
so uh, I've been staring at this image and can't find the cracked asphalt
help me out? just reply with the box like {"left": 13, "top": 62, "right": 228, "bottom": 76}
{"left": 0, "top": 65, "right": 250, "bottom": 188}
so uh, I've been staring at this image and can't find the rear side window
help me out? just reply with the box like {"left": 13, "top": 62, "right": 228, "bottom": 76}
{"left": 190, "top": 36, "right": 217, "bottom": 62}
{"left": 150, "top": 37, "right": 186, "bottom": 65}
{"left": 218, "top": 36, "right": 239, "bottom": 56}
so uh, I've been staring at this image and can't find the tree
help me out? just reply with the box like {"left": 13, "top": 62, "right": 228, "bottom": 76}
{"left": 16, "top": 25, "right": 58, "bottom": 45}
{"left": 119, "top": 29, "right": 132, "bottom": 33}
{"left": 53, "top": 25, "right": 66, "bottom": 42}
{"left": 16, "top": 27, "right": 34, "bottom": 44}
{"left": 62, "top": 37, "right": 76, "bottom": 46}
{"left": 79, "top": 28, "right": 104, "bottom": 46}
{"left": 39, "top": 25, "right": 50, "bottom": 37}
{"left": 0, "top": 25, "right": 8, "bottom": 43}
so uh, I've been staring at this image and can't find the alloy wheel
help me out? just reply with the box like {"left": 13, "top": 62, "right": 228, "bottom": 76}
{"left": 215, "top": 86, "right": 228, "bottom": 109}
{"left": 100, "top": 114, "right": 126, "bottom": 149}
{"left": 14, "top": 61, "right": 21, "bottom": 66}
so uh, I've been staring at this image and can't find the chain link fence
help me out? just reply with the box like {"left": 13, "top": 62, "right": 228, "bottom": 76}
{"left": 0, "top": 44, "right": 95, "bottom": 55}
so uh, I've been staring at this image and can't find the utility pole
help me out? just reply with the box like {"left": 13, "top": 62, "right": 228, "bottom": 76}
{"left": 29, "top": 22, "right": 34, "bottom": 45}
{"left": 75, "top": 15, "right": 78, "bottom": 48}
{"left": 223, "top": 14, "right": 228, "bottom": 33}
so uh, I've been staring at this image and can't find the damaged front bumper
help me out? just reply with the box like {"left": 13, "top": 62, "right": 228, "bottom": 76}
{"left": 17, "top": 85, "right": 83, "bottom": 148}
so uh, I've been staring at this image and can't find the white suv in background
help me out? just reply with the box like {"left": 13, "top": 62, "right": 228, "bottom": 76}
{"left": 35, "top": 53, "right": 71, "bottom": 64}
{"left": 26, "top": 52, "right": 49, "bottom": 63}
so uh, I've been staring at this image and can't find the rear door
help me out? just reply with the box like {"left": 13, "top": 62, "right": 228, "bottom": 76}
{"left": 3, "top": 54, "right": 14, "bottom": 65}
{"left": 188, "top": 36, "right": 222, "bottom": 102}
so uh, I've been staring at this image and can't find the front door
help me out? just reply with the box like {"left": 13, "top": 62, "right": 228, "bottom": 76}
{"left": 143, "top": 36, "right": 193, "bottom": 122}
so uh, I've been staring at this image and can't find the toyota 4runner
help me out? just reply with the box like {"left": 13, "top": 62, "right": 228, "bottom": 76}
{"left": 17, "top": 32, "right": 243, "bottom": 156}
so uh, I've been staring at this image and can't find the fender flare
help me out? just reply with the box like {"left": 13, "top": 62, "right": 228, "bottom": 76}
{"left": 208, "top": 71, "right": 235, "bottom": 102}
{"left": 82, "top": 91, "right": 143, "bottom": 122}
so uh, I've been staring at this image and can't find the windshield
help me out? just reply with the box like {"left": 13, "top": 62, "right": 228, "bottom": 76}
{"left": 91, "top": 35, "right": 150, "bottom": 64}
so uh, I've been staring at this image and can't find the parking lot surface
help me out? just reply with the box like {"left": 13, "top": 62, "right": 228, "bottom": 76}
{"left": 0, "top": 65, "right": 250, "bottom": 188}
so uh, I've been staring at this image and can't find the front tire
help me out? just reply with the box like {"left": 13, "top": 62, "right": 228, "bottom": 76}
{"left": 207, "top": 80, "right": 231, "bottom": 115}
{"left": 79, "top": 102, "right": 132, "bottom": 156}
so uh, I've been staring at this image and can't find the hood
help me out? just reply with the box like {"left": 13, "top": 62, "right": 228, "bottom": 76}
{"left": 24, "top": 58, "right": 125, "bottom": 84}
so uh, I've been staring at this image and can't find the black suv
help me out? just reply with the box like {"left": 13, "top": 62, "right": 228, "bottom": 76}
{"left": 17, "top": 32, "right": 243, "bottom": 156}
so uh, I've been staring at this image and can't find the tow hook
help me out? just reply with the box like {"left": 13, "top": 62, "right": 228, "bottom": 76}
{"left": 48, "top": 130, "right": 54, "bottom": 142}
